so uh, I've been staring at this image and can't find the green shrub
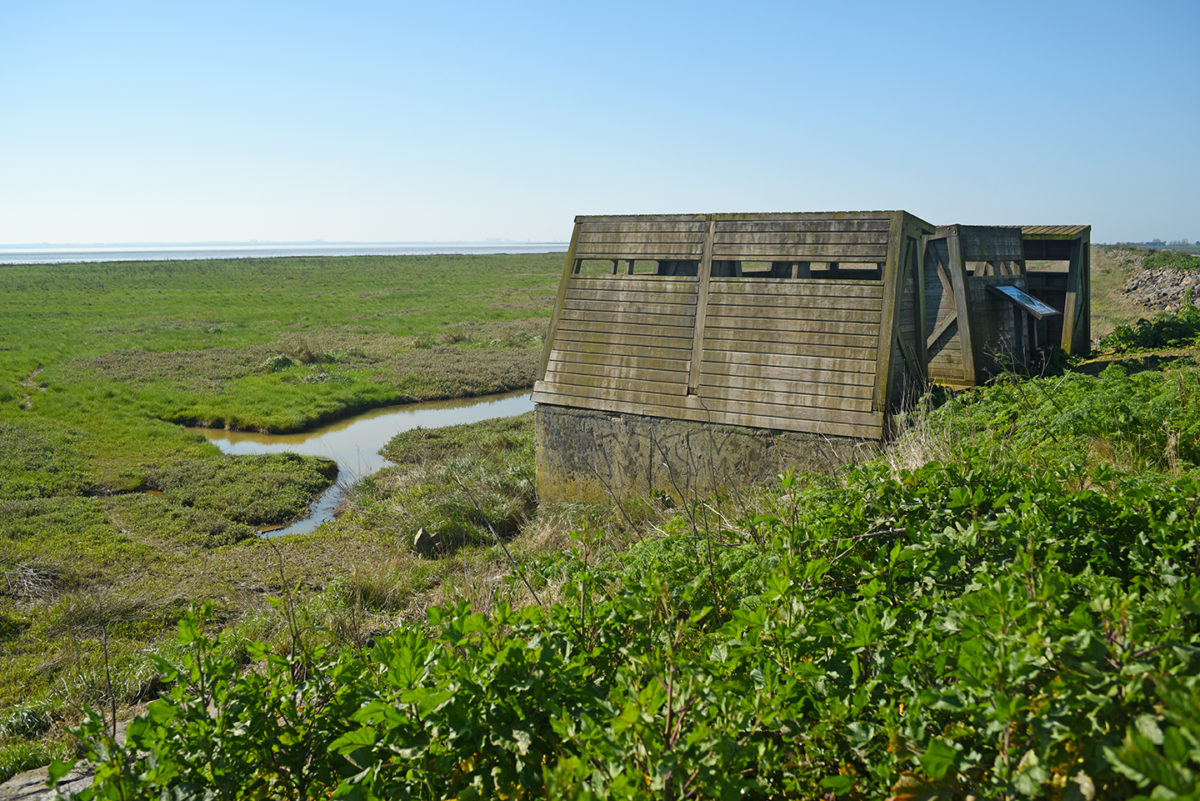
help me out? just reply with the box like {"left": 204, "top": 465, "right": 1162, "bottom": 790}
{"left": 1101, "top": 299, "right": 1200, "bottom": 352}
{"left": 1142, "top": 249, "right": 1200, "bottom": 272}
{"left": 65, "top": 451, "right": 1200, "bottom": 800}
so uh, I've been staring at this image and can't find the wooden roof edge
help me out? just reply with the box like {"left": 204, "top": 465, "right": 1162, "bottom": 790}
{"left": 959, "top": 223, "right": 1091, "bottom": 239}
{"left": 573, "top": 210, "right": 918, "bottom": 224}
{"left": 919, "top": 223, "right": 1094, "bottom": 241}
{"left": 931, "top": 223, "right": 1024, "bottom": 235}
{"left": 1018, "top": 224, "right": 1091, "bottom": 239}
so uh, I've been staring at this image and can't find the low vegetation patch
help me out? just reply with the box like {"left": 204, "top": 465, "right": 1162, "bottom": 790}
{"left": 57, "top": 356, "right": 1200, "bottom": 799}
{"left": 1100, "top": 300, "right": 1200, "bottom": 353}
{"left": 0, "top": 253, "right": 562, "bottom": 782}
{"left": 5, "top": 251, "right": 1199, "bottom": 797}
{"left": 1142, "top": 248, "right": 1200, "bottom": 272}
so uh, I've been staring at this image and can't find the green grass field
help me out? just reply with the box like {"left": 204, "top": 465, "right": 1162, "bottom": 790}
{"left": 2, "top": 246, "right": 1193, "bottom": 792}
{"left": 51, "top": 324, "right": 1200, "bottom": 800}
{"left": 0, "top": 252, "right": 564, "bottom": 779}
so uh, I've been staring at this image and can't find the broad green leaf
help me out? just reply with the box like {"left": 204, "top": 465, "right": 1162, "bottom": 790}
{"left": 919, "top": 739, "right": 958, "bottom": 780}
{"left": 329, "top": 725, "right": 378, "bottom": 753}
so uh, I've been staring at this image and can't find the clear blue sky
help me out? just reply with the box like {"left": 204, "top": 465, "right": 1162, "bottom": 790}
{"left": 2, "top": 0, "right": 1196, "bottom": 245}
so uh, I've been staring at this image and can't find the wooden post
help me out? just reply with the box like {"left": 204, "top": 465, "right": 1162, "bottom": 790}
{"left": 908, "top": 229, "right": 929, "bottom": 381}
{"left": 1061, "top": 238, "right": 1083, "bottom": 354}
{"left": 1080, "top": 230, "right": 1091, "bottom": 351}
{"left": 1084, "top": 230, "right": 1094, "bottom": 347}
{"left": 946, "top": 228, "right": 977, "bottom": 387}
{"left": 687, "top": 218, "right": 716, "bottom": 395}
{"left": 873, "top": 213, "right": 904, "bottom": 411}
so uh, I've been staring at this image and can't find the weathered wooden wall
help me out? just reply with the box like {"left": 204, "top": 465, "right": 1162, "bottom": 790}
{"left": 533, "top": 211, "right": 934, "bottom": 443}
{"left": 531, "top": 211, "right": 1089, "bottom": 503}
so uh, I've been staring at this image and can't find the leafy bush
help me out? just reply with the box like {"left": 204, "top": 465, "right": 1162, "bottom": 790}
{"left": 1100, "top": 300, "right": 1200, "bottom": 352}
{"left": 921, "top": 363, "right": 1200, "bottom": 472}
{"left": 1142, "top": 249, "right": 1200, "bottom": 272}
{"left": 64, "top": 450, "right": 1200, "bottom": 800}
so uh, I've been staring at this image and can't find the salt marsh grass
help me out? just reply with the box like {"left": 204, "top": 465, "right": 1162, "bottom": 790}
{"left": 0, "top": 252, "right": 562, "bottom": 780}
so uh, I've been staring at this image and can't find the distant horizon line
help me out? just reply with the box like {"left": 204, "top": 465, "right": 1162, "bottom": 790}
{"left": 0, "top": 239, "right": 568, "bottom": 250}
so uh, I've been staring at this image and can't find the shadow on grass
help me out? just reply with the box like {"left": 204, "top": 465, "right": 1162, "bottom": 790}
{"left": 1074, "top": 350, "right": 1197, "bottom": 377}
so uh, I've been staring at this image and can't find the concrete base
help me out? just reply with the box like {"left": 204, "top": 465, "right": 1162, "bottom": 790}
{"left": 535, "top": 404, "right": 876, "bottom": 504}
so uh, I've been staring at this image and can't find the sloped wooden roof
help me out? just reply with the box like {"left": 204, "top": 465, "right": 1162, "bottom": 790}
{"left": 1018, "top": 225, "right": 1090, "bottom": 239}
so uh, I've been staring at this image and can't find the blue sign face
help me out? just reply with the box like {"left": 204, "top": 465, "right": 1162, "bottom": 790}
{"left": 989, "top": 284, "right": 1061, "bottom": 319}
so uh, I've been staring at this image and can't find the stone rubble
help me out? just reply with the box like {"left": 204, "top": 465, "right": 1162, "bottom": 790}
{"left": 1122, "top": 267, "right": 1200, "bottom": 313}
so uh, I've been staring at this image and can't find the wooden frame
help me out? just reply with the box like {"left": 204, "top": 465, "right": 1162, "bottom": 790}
{"left": 921, "top": 224, "right": 1091, "bottom": 388}
{"left": 1020, "top": 225, "right": 1091, "bottom": 356}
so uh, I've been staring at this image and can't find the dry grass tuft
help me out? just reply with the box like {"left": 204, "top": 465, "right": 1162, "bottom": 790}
{"left": 0, "top": 561, "right": 66, "bottom": 602}
{"left": 882, "top": 400, "right": 973, "bottom": 475}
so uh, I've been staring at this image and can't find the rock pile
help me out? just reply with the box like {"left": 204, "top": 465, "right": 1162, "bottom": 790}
{"left": 1122, "top": 267, "right": 1200, "bottom": 313}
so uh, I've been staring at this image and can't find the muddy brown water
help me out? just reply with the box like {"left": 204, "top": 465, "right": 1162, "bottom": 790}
{"left": 189, "top": 390, "right": 533, "bottom": 537}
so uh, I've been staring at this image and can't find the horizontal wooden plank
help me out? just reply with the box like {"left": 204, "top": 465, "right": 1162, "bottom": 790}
{"left": 531, "top": 387, "right": 884, "bottom": 439}
{"left": 698, "top": 369, "right": 875, "bottom": 400}
{"left": 534, "top": 383, "right": 689, "bottom": 411}
{"left": 549, "top": 351, "right": 692, "bottom": 375}
{"left": 550, "top": 352, "right": 692, "bottom": 375}
{"left": 549, "top": 348, "right": 690, "bottom": 368}
{"left": 700, "top": 354, "right": 877, "bottom": 386}
{"left": 550, "top": 342, "right": 692, "bottom": 365}
{"left": 568, "top": 275, "right": 699, "bottom": 292}
{"left": 579, "top": 232, "right": 705, "bottom": 245}
{"left": 565, "top": 286, "right": 698, "bottom": 306}
{"left": 555, "top": 328, "right": 694, "bottom": 351}
{"left": 561, "top": 298, "right": 697, "bottom": 318}
{"left": 928, "top": 339, "right": 963, "bottom": 355}
{"left": 575, "top": 243, "right": 704, "bottom": 258}
{"left": 697, "top": 383, "right": 875, "bottom": 413}
{"left": 578, "top": 220, "right": 708, "bottom": 233}
{"left": 928, "top": 356, "right": 965, "bottom": 371}
{"left": 546, "top": 360, "right": 688, "bottom": 385}
{"left": 954, "top": 226, "right": 1025, "bottom": 261}
{"left": 702, "top": 325, "right": 878, "bottom": 350}
{"left": 711, "top": 244, "right": 889, "bottom": 259}
{"left": 700, "top": 334, "right": 876, "bottom": 362}
{"left": 542, "top": 372, "right": 689, "bottom": 398}
{"left": 699, "top": 341, "right": 875, "bottom": 373}
{"left": 706, "top": 304, "right": 881, "bottom": 325}
{"left": 557, "top": 308, "right": 695, "bottom": 329}
{"left": 714, "top": 219, "right": 893, "bottom": 233}
{"left": 710, "top": 278, "right": 883, "bottom": 297}
{"left": 555, "top": 319, "right": 695, "bottom": 340}
{"left": 712, "top": 231, "right": 890, "bottom": 246}
{"left": 704, "top": 317, "right": 880, "bottom": 338}
{"left": 708, "top": 292, "right": 881, "bottom": 312}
